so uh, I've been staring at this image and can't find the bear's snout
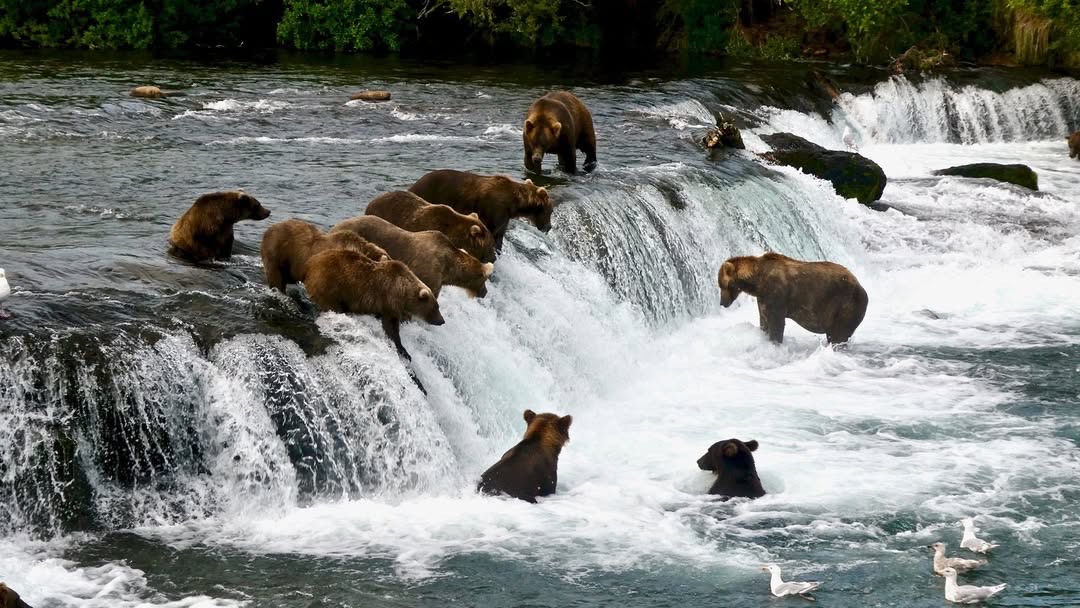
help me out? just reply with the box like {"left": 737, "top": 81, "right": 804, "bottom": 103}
{"left": 255, "top": 206, "right": 271, "bottom": 220}
{"left": 427, "top": 310, "right": 446, "bottom": 326}
{"left": 696, "top": 454, "right": 713, "bottom": 471}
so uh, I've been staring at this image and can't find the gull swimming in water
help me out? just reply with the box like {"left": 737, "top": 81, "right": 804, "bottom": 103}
{"left": 929, "top": 542, "right": 986, "bottom": 575}
{"left": 960, "top": 518, "right": 998, "bottom": 553}
{"left": 0, "top": 268, "right": 10, "bottom": 319}
{"left": 762, "top": 564, "right": 822, "bottom": 600}
{"left": 942, "top": 567, "right": 1006, "bottom": 604}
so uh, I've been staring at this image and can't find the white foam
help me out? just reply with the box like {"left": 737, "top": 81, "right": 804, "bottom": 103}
{"left": 637, "top": 99, "right": 716, "bottom": 130}
{"left": 202, "top": 99, "right": 290, "bottom": 113}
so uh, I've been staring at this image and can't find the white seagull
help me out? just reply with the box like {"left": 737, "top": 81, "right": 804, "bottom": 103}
{"left": 0, "top": 268, "right": 10, "bottom": 319}
{"left": 762, "top": 564, "right": 822, "bottom": 600}
{"left": 960, "top": 518, "right": 998, "bottom": 553}
{"left": 930, "top": 542, "right": 986, "bottom": 575}
{"left": 942, "top": 567, "right": 1007, "bottom": 604}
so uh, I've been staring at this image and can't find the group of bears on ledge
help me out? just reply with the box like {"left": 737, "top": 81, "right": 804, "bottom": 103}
{"left": 0, "top": 89, "right": 883, "bottom": 608}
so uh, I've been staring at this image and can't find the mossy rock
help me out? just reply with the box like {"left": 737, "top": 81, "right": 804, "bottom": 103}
{"left": 761, "top": 132, "right": 887, "bottom": 204}
{"left": 932, "top": 163, "right": 1038, "bottom": 191}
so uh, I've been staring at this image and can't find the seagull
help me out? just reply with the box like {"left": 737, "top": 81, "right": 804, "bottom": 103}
{"left": 762, "top": 564, "right": 822, "bottom": 600}
{"left": 0, "top": 268, "right": 11, "bottom": 320}
{"left": 961, "top": 518, "right": 999, "bottom": 553}
{"left": 930, "top": 542, "right": 986, "bottom": 575}
{"left": 942, "top": 567, "right": 1006, "bottom": 604}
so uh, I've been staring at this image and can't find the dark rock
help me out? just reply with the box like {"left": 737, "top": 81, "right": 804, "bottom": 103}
{"left": 350, "top": 90, "right": 392, "bottom": 102}
{"left": 761, "top": 133, "right": 888, "bottom": 204}
{"left": 932, "top": 163, "right": 1038, "bottom": 191}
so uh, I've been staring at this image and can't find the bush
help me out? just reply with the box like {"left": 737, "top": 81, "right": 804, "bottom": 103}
{"left": 277, "top": 0, "right": 410, "bottom": 51}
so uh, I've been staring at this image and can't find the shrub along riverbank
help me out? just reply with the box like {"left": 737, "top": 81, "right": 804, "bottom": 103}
{"left": 1, "top": 0, "right": 1078, "bottom": 69}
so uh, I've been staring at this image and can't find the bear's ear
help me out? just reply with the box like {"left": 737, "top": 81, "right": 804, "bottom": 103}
{"left": 557, "top": 414, "right": 572, "bottom": 436}
{"left": 524, "top": 120, "right": 535, "bottom": 133}
{"left": 537, "top": 187, "right": 547, "bottom": 195}
{"left": 525, "top": 178, "right": 534, "bottom": 186}
{"left": 482, "top": 262, "right": 494, "bottom": 278}
{"left": 379, "top": 254, "right": 390, "bottom": 262}
{"left": 469, "top": 212, "right": 480, "bottom": 219}
{"left": 470, "top": 224, "right": 483, "bottom": 237}
{"left": 721, "top": 442, "right": 738, "bottom": 458}
{"left": 523, "top": 409, "right": 537, "bottom": 424}
{"left": 745, "top": 440, "right": 759, "bottom": 452}
{"left": 552, "top": 121, "right": 562, "bottom": 138}
{"left": 418, "top": 288, "right": 432, "bottom": 302}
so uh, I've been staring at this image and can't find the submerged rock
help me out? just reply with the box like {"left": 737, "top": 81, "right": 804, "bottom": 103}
{"left": 761, "top": 132, "right": 887, "bottom": 204}
{"left": 350, "top": 90, "right": 392, "bottom": 102}
{"left": 933, "top": 163, "right": 1038, "bottom": 191}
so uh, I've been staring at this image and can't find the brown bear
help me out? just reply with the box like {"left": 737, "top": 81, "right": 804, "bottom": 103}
{"left": 332, "top": 215, "right": 493, "bottom": 298}
{"left": 303, "top": 248, "right": 444, "bottom": 359}
{"left": 408, "top": 169, "right": 553, "bottom": 252}
{"left": 1069, "top": 131, "right": 1080, "bottom": 159}
{"left": 523, "top": 91, "right": 597, "bottom": 174}
{"left": 261, "top": 219, "right": 389, "bottom": 292}
{"left": 168, "top": 190, "right": 271, "bottom": 263}
{"left": 0, "top": 583, "right": 31, "bottom": 608}
{"left": 478, "top": 409, "right": 572, "bottom": 503}
{"left": 130, "top": 85, "right": 165, "bottom": 98}
{"left": 718, "top": 252, "right": 868, "bottom": 345}
{"left": 697, "top": 439, "right": 766, "bottom": 499}
{"left": 363, "top": 191, "right": 497, "bottom": 263}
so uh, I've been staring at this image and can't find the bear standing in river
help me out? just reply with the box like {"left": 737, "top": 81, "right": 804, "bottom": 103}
{"left": 478, "top": 409, "right": 572, "bottom": 503}
{"left": 523, "top": 91, "right": 597, "bottom": 174}
{"left": 332, "top": 215, "right": 493, "bottom": 298}
{"left": 718, "top": 252, "right": 868, "bottom": 345}
{"left": 408, "top": 169, "right": 553, "bottom": 252}
{"left": 1069, "top": 131, "right": 1080, "bottom": 159}
{"left": 168, "top": 190, "right": 271, "bottom": 263}
{"left": 304, "top": 248, "right": 444, "bottom": 359}
{"left": 261, "top": 219, "right": 389, "bottom": 292}
{"left": 697, "top": 438, "right": 766, "bottom": 499}
{"left": 364, "top": 191, "right": 497, "bottom": 263}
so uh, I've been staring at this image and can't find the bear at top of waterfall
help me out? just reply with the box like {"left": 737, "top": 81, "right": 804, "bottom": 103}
{"left": 332, "top": 215, "right": 494, "bottom": 299}
{"left": 697, "top": 438, "right": 766, "bottom": 499}
{"left": 478, "top": 409, "right": 573, "bottom": 503}
{"left": 1069, "top": 131, "right": 1080, "bottom": 159}
{"left": 261, "top": 218, "right": 389, "bottom": 292}
{"left": 364, "top": 191, "right": 497, "bottom": 264}
{"left": 168, "top": 190, "right": 271, "bottom": 263}
{"left": 408, "top": 169, "right": 553, "bottom": 252}
{"left": 523, "top": 91, "right": 597, "bottom": 175}
{"left": 718, "top": 252, "right": 868, "bottom": 345}
{"left": 303, "top": 248, "right": 444, "bottom": 360}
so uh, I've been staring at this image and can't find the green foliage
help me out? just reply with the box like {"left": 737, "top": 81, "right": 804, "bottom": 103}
{"left": 659, "top": 0, "right": 740, "bottom": 52}
{"left": 1001, "top": 0, "right": 1080, "bottom": 62}
{"left": 277, "top": 0, "right": 410, "bottom": 51}
{"left": 433, "top": 0, "right": 569, "bottom": 47}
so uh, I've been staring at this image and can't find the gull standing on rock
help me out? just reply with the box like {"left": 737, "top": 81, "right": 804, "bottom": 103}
{"left": 929, "top": 542, "right": 986, "bottom": 575}
{"left": 0, "top": 268, "right": 11, "bottom": 320}
{"left": 961, "top": 518, "right": 998, "bottom": 553}
{"left": 942, "top": 567, "right": 1006, "bottom": 604}
{"left": 762, "top": 564, "right": 822, "bottom": 600}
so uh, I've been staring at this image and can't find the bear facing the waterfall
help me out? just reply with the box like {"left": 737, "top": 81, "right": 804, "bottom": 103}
{"left": 478, "top": 409, "right": 572, "bottom": 503}
{"left": 168, "top": 190, "right": 271, "bottom": 263}
{"left": 261, "top": 219, "right": 389, "bottom": 292}
{"left": 718, "top": 252, "right": 868, "bottom": 345}
{"left": 697, "top": 438, "right": 766, "bottom": 499}
{"left": 1069, "top": 131, "right": 1080, "bottom": 159}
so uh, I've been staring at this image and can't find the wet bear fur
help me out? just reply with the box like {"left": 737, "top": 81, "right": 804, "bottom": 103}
{"left": 718, "top": 252, "right": 868, "bottom": 345}
{"left": 408, "top": 169, "right": 553, "bottom": 251}
{"left": 523, "top": 91, "right": 597, "bottom": 174}
{"left": 168, "top": 190, "right": 271, "bottom": 262}
{"left": 364, "top": 191, "right": 496, "bottom": 263}
{"left": 697, "top": 438, "right": 766, "bottom": 499}
{"left": 304, "top": 248, "right": 444, "bottom": 359}
{"left": 332, "top": 215, "right": 493, "bottom": 298}
{"left": 1069, "top": 131, "right": 1080, "bottom": 159}
{"left": 478, "top": 409, "right": 573, "bottom": 503}
{"left": 261, "top": 218, "right": 389, "bottom": 292}
{"left": 0, "top": 583, "right": 32, "bottom": 608}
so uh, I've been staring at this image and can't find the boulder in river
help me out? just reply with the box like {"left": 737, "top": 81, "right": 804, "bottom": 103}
{"left": 932, "top": 163, "right": 1038, "bottom": 191}
{"left": 130, "top": 85, "right": 165, "bottom": 98}
{"left": 350, "top": 90, "right": 392, "bottom": 102}
{"left": 761, "top": 132, "right": 887, "bottom": 205}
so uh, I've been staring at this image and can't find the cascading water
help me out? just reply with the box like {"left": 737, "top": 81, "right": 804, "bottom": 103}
{"left": 1, "top": 58, "right": 1079, "bottom": 606}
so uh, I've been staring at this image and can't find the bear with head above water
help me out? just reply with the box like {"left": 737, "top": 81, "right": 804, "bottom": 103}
{"left": 478, "top": 409, "right": 572, "bottom": 503}
{"left": 697, "top": 438, "right": 766, "bottom": 499}
{"left": 168, "top": 190, "right": 271, "bottom": 263}
{"left": 408, "top": 169, "right": 553, "bottom": 252}
{"left": 718, "top": 252, "right": 868, "bottom": 345}
{"left": 303, "top": 248, "right": 444, "bottom": 360}
{"left": 364, "top": 191, "right": 497, "bottom": 264}
{"left": 261, "top": 219, "right": 389, "bottom": 292}
{"left": 523, "top": 91, "right": 597, "bottom": 174}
